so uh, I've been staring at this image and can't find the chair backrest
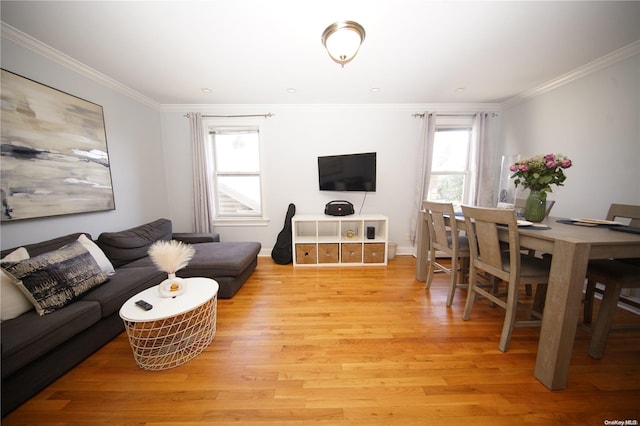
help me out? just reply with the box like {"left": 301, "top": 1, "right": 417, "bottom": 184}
{"left": 461, "top": 205, "right": 520, "bottom": 283}
{"left": 606, "top": 204, "right": 640, "bottom": 227}
{"left": 515, "top": 198, "right": 556, "bottom": 217}
{"left": 423, "top": 201, "right": 459, "bottom": 255}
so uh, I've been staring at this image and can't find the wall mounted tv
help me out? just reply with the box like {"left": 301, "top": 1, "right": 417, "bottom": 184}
{"left": 318, "top": 152, "right": 376, "bottom": 192}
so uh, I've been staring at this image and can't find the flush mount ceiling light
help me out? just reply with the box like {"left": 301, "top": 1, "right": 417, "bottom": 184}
{"left": 321, "top": 21, "right": 366, "bottom": 67}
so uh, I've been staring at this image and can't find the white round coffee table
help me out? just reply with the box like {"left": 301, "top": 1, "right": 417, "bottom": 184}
{"left": 119, "top": 277, "right": 218, "bottom": 370}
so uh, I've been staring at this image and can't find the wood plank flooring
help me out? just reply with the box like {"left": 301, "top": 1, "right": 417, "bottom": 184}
{"left": 4, "top": 255, "right": 640, "bottom": 425}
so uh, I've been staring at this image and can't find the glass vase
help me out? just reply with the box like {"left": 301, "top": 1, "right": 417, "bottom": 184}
{"left": 497, "top": 154, "right": 521, "bottom": 208}
{"left": 524, "top": 190, "right": 547, "bottom": 222}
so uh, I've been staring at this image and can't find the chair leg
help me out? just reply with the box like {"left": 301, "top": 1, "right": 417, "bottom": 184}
{"left": 446, "top": 256, "right": 458, "bottom": 307}
{"left": 588, "top": 283, "right": 624, "bottom": 359}
{"left": 460, "top": 257, "right": 470, "bottom": 284}
{"left": 532, "top": 284, "right": 547, "bottom": 317}
{"left": 524, "top": 250, "right": 536, "bottom": 296}
{"left": 583, "top": 279, "right": 597, "bottom": 324}
{"left": 425, "top": 249, "right": 436, "bottom": 289}
{"left": 462, "top": 269, "right": 477, "bottom": 321}
{"left": 498, "top": 279, "right": 519, "bottom": 352}
{"left": 490, "top": 276, "right": 500, "bottom": 307}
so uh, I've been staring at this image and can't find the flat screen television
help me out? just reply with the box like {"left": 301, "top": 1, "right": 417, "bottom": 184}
{"left": 318, "top": 152, "right": 376, "bottom": 192}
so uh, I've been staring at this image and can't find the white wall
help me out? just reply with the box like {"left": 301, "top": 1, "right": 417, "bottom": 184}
{"left": 0, "top": 38, "right": 169, "bottom": 249}
{"left": 161, "top": 105, "right": 497, "bottom": 255}
{"left": 161, "top": 106, "right": 418, "bottom": 254}
{"left": 500, "top": 53, "right": 640, "bottom": 219}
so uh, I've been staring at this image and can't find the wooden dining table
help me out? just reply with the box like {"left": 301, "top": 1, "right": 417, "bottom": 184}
{"left": 415, "top": 212, "right": 640, "bottom": 390}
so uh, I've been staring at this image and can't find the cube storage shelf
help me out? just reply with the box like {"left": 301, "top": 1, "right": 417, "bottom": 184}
{"left": 292, "top": 214, "right": 388, "bottom": 266}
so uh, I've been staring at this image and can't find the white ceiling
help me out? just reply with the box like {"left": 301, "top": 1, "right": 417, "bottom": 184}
{"left": 2, "top": 1, "right": 640, "bottom": 106}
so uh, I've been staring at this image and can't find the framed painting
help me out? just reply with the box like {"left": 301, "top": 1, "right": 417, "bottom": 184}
{"left": 1, "top": 69, "right": 115, "bottom": 221}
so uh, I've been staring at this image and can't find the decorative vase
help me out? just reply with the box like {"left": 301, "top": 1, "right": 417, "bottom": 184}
{"left": 524, "top": 190, "right": 547, "bottom": 222}
{"left": 498, "top": 154, "right": 521, "bottom": 207}
{"left": 158, "top": 273, "right": 186, "bottom": 298}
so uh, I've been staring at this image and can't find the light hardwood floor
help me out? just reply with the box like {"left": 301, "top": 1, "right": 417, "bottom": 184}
{"left": 4, "top": 256, "right": 640, "bottom": 425}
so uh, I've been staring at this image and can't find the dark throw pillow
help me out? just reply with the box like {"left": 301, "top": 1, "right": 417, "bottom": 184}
{"left": 1, "top": 241, "right": 108, "bottom": 315}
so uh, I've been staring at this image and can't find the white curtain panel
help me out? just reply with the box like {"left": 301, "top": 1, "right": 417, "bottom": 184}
{"left": 472, "top": 113, "right": 497, "bottom": 207}
{"left": 188, "top": 112, "right": 214, "bottom": 232}
{"left": 410, "top": 112, "right": 435, "bottom": 242}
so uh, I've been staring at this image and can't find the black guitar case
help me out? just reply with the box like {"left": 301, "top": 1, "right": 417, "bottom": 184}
{"left": 271, "top": 203, "right": 296, "bottom": 264}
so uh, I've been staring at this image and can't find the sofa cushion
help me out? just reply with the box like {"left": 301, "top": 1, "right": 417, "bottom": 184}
{"left": 176, "top": 241, "right": 261, "bottom": 277}
{"left": 1, "top": 247, "right": 34, "bottom": 321}
{"left": 2, "top": 241, "right": 108, "bottom": 315}
{"left": 81, "top": 266, "right": 165, "bottom": 317}
{"left": 211, "top": 258, "right": 259, "bottom": 299}
{"left": 1, "top": 300, "right": 101, "bottom": 378}
{"left": 97, "top": 219, "right": 172, "bottom": 268}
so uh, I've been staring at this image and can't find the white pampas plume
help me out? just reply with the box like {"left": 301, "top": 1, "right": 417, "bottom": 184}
{"left": 147, "top": 240, "right": 195, "bottom": 274}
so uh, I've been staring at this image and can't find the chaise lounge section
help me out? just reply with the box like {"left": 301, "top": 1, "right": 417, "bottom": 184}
{"left": 95, "top": 219, "right": 261, "bottom": 299}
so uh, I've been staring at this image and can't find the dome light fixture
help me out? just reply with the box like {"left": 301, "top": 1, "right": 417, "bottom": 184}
{"left": 321, "top": 21, "right": 366, "bottom": 67}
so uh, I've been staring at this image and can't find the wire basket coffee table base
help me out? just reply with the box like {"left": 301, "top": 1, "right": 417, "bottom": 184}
{"left": 122, "top": 295, "right": 217, "bottom": 370}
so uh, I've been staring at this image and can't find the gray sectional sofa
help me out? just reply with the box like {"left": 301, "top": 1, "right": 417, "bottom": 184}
{"left": 0, "top": 218, "right": 261, "bottom": 417}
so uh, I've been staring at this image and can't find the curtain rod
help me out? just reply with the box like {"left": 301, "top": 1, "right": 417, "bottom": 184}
{"left": 412, "top": 112, "right": 498, "bottom": 118}
{"left": 185, "top": 113, "right": 274, "bottom": 118}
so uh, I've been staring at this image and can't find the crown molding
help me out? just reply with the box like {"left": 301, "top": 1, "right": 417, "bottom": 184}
{"left": 160, "top": 103, "right": 502, "bottom": 114}
{"left": 1, "top": 22, "right": 160, "bottom": 110}
{"left": 502, "top": 40, "right": 640, "bottom": 109}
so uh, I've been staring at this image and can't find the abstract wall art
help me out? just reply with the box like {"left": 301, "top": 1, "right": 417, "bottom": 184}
{"left": 1, "top": 69, "right": 115, "bottom": 221}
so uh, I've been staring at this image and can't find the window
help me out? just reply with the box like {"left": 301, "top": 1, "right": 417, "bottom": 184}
{"left": 208, "top": 126, "right": 263, "bottom": 220}
{"left": 426, "top": 127, "right": 472, "bottom": 205}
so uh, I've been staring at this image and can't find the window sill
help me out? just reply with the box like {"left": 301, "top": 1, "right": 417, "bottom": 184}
{"left": 213, "top": 218, "right": 270, "bottom": 227}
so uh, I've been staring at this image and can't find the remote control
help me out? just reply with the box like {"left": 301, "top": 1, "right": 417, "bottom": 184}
{"left": 135, "top": 300, "right": 153, "bottom": 311}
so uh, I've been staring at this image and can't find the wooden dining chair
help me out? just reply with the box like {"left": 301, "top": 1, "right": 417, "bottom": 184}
{"left": 583, "top": 203, "right": 640, "bottom": 359}
{"left": 423, "top": 201, "right": 470, "bottom": 307}
{"left": 461, "top": 205, "right": 551, "bottom": 352}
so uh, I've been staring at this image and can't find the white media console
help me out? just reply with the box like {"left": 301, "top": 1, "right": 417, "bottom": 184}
{"left": 291, "top": 214, "right": 388, "bottom": 266}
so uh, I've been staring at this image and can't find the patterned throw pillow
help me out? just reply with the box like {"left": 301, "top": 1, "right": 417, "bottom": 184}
{"left": 1, "top": 241, "right": 108, "bottom": 315}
